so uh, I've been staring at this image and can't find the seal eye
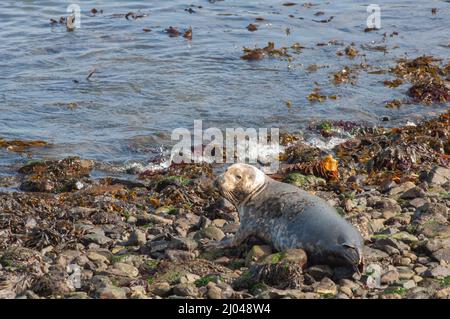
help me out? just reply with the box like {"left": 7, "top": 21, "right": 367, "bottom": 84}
{"left": 235, "top": 175, "right": 242, "bottom": 180}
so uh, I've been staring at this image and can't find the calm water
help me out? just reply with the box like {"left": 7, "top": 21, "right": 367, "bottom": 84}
{"left": 0, "top": 0, "right": 449, "bottom": 175}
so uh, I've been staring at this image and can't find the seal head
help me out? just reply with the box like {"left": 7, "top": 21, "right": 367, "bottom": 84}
{"left": 216, "top": 163, "right": 266, "bottom": 207}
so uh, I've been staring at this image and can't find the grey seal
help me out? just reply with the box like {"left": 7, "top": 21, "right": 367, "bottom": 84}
{"left": 213, "top": 163, "right": 364, "bottom": 271}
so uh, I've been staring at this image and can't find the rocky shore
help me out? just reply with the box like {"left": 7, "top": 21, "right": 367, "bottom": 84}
{"left": 0, "top": 112, "right": 449, "bottom": 299}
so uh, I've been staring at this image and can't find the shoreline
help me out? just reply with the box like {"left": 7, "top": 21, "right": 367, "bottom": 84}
{"left": 0, "top": 109, "right": 449, "bottom": 299}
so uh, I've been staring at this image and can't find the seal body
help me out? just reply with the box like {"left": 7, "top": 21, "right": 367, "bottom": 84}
{"left": 215, "top": 164, "right": 364, "bottom": 270}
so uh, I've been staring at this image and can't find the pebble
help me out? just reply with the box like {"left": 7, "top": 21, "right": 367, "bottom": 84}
{"left": 173, "top": 283, "right": 199, "bottom": 297}
{"left": 112, "top": 262, "right": 139, "bottom": 278}
{"left": 126, "top": 229, "right": 146, "bottom": 246}
{"left": 86, "top": 251, "right": 110, "bottom": 264}
{"left": 200, "top": 226, "right": 225, "bottom": 241}
{"left": 315, "top": 277, "right": 337, "bottom": 295}
{"left": 402, "top": 279, "right": 416, "bottom": 289}
{"left": 82, "top": 233, "right": 112, "bottom": 246}
{"left": 396, "top": 266, "right": 415, "bottom": 280}
{"left": 381, "top": 270, "right": 399, "bottom": 284}
{"left": 425, "top": 265, "right": 450, "bottom": 278}
{"left": 245, "top": 245, "right": 273, "bottom": 266}
{"left": 96, "top": 285, "right": 127, "bottom": 299}
{"left": 151, "top": 282, "right": 172, "bottom": 297}
{"left": 206, "top": 283, "right": 223, "bottom": 299}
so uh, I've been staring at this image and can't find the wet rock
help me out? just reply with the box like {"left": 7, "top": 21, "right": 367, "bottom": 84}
{"left": 18, "top": 157, "right": 94, "bottom": 193}
{"left": 173, "top": 283, "right": 199, "bottom": 297}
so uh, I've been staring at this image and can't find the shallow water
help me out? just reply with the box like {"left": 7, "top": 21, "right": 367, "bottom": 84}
{"left": 0, "top": 0, "right": 449, "bottom": 175}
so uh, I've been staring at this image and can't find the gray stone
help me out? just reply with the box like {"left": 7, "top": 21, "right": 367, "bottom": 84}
{"left": 126, "top": 229, "right": 146, "bottom": 246}
{"left": 425, "top": 265, "right": 450, "bottom": 278}
{"left": 389, "top": 182, "right": 416, "bottom": 197}
{"left": 165, "top": 249, "right": 196, "bottom": 263}
{"left": 206, "top": 283, "right": 223, "bottom": 299}
{"left": 151, "top": 282, "right": 172, "bottom": 297}
{"left": 315, "top": 277, "right": 337, "bottom": 295}
{"left": 414, "top": 203, "right": 448, "bottom": 224}
{"left": 170, "top": 237, "right": 198, "bottom": 251}
{"left": 96, "top": 285, "right": 127, "bottom": 299}
{"left": 396, "top": 266, "right": 415, "bottom": 280}
{"left": 86, "top": 251, "right": 110, "bottom": 264}
{"left": 245, "top": 245, "right": 273, "bottom": 266}
{"left": 82, "top": 233, "right": 111, "bottom": 245}
{"left": 402, "top": 279, "right": 416, "bottom": 289}
{"left": 431, "top": 247, "right": 450, "bottom": 263}
{"left": 400, "top": 187, "right": 425, "bottom": 199}
{"left": 423, "top": 166, "right": 450, "bottom": 186}
{"left": 364, "top": 246, "right": 389, "bottom": 262}
{"left": 409, "top": 198, "right": 427, "bottom": 209}
{"left": 111, "top": 262, "right": 139, "bottom": 278}
{"left": 373, "top": 198, "right": 402, "bottom": 215}
{"left": 173, "top": 283, "right": 199, "bottom": 297}
{"left": 381, "top": 269, "right": 400, "bottom": 284}
{"left": 201, "top": 226, "right": 225, "bottom": 241}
